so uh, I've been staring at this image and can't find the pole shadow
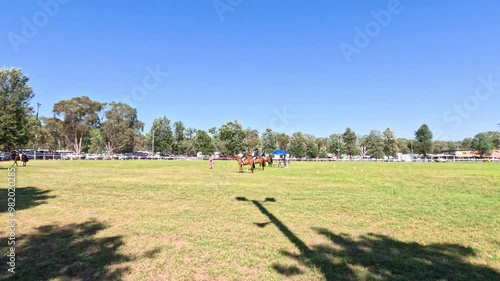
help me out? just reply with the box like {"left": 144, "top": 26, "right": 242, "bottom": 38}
{"left": 237, "top": 197, "right": 500, "bottom": 281}
{"left": 236, "top": 196, "right": 344, "bottom": 279}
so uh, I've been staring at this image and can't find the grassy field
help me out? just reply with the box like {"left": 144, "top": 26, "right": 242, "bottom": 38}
{"left": 1, "top": 160, "right": 499, "bottom": 281}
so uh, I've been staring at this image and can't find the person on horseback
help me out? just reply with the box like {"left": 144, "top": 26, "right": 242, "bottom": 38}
{"left": 240, "top": 150, "right": 247, "bottom": 163}
{"left": 252, "top": 148, "right": 259, "bottom": 160}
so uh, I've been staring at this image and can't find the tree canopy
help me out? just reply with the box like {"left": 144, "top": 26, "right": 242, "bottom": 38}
{"left": 415, "top": 124, "right": 433, "bottom": 157}
{"left": 101, "top": 102, "right": 143, "bottom": 153}
{"left": 471, "top": 133, "right": 494, "bottom": 157}
{"left": 0, "top": 67, "right": 34, "bottom": 150}
{"left": 53, "top": 96, "right": 104, "bottom": 154}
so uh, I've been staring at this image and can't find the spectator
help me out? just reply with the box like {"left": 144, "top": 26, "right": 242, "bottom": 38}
{"left": 209, "top": 154, "right": 215, "bottom": 169}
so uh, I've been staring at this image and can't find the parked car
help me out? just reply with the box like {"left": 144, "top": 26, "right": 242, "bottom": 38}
{"left": 86, "top": 154, "right": 99, "bottom": 160}
{"left": 62, "top": 153, "right": 83, "bottom": 160}
{"left": 0, "top": 152, "right": 12, "bottom": 161}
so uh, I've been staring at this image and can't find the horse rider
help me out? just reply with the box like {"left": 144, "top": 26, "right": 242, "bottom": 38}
{"left": 252, "top": 148, "right": 259, "bottom": 161}
{"left": 239, "top": 150, "right": 247, "bottom": 162}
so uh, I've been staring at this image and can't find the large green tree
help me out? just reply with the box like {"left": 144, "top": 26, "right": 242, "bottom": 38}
{"left": 275, "top": 133, "right": 290, "bottom": 151}
{"left": 53, "top": 96, "right": 104, "bottom": 153}
{"left": 328, "top": 133, "right": 345, "bottom": 157}
{"left": 147, "top": 116, "right": 174, "bottom": 154}
{"left": 172, "top": 121, "right": 187, "bottom": 154}
{"left": 304, "top": 134, "right": 319, "bottom": 158}
{"left": 316, "top": 137, "right": 328, "bottom": 158}
{"left": 185, "top": 127, "right": 198, "bottom": 155}
{"left": 0, "top": 67, "right": 35, "bottom": 150}
{"left": 383, "top": 128, "right": 398, "bottom": 157}
{"left": 215, "top": 121, "right": 245, "bottom": 154}
{"left": 244, "top": 128, "right": 260, "bottom": 152}
{"left": 194, "top": 130, "right": 216, "bottom": 156}
{"left": 471, "top": 133, "right": 494, "bottom": 157}
{"left": 288, "top": 132, "right": 307, "bottom": 158}
{"left": 415, "top": 124, "right": 433, "bottom": 157}
{"left": 261, "top": 128, "right": 277, "bottom": 154}
{"left": 40, "top": 117, "right": 65, "bottom": 151}
{"left": 101, "top": 102, "right": 143, "bottom": 153}
{"left": 342, "top": 127, "right": 358, "bottom": 157}
{"left": 88, "top": 127, "right": 104, "bottom": 153}
{"left": 396, "top": 138, "right": 410, "bottom": 154}
{"left": 484, "top": 131, "right": 500, "bottom": 149}
{"left": 365, "top": 130, "right": 384, "bottom": 159}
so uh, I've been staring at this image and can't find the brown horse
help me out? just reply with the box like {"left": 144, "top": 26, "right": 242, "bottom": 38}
{"left": 233, "top": 154, "right": 255, "bottom": 173}
{"left": 11, "top": 151, "right": 28, "bottom": 167}
{"left": 265, "top": 156, "right": 273, "bottom": 166}
{"left": 253, "top": 156, "right": 266, "bottom": 170}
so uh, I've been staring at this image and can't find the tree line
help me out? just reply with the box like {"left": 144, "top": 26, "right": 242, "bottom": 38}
{"left": 1, "top": 67, "right": 499, "bottom": 157}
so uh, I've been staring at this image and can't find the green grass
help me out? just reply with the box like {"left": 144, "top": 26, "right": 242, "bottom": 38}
{"left": 1, "top": 160, "right": 499, "bottom": 280}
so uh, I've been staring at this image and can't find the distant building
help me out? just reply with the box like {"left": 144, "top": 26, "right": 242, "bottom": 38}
{"left": 489, "top": 150, "right": 500, "bottom": 158}
{"left": 442, "top": 150, "right": 474, "bottom": 157}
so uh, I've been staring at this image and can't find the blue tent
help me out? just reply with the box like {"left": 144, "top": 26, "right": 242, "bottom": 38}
{"left": 272, "top": 149, "right": 287, "bottom": 155}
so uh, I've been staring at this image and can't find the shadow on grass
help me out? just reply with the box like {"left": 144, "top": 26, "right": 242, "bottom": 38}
{"left": 0, "top": 186, "right": 55, "bottom": 212}
{"left": 0, "top": 219, "right": 161, "bottom": 281}
{"left": 237, "top": 197, "right": 500, "bottom": 281}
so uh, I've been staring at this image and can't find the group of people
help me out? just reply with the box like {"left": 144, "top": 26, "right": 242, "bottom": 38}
{"left": 240, "top": 148, "right": 264, "bottom": 160}
{"left": 209, "top": 148, "right": 266, "bottom": 169}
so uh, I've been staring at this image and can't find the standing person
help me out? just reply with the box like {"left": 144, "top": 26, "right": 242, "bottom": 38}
{"left": 209, "top": 154, "right": 215, "bottom": 169}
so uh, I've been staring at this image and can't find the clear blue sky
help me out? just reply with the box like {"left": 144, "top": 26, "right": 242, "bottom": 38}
{"left": 1, "top": 0, "right": 499, "bottom": 141}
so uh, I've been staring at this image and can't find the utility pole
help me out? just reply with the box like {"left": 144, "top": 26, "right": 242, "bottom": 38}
{"left": 34, "top": 102, "right": 41, "bottom": 160}
{"left": 261, "top": 134, "right": 264, "bottom": 155}
{"left": 336, "top": 135, "right": 341, "bottom": 160}
{"left": 410, "top": 139, "right": 413, "bottom": 161}
{"left": 152, "top": 130, "right": 155, "bottom": 155}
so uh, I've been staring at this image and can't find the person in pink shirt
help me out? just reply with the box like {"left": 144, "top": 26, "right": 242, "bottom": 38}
{"left": 209, "top": 154, "right": 215, "bottom": 169}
